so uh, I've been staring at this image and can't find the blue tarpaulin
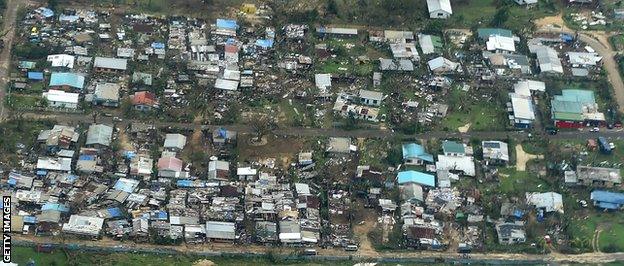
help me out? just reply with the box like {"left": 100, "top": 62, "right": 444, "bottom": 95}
{"left": 42, "top": 203, "right": 69, "bottom": 212}
{"left": 560, "top": 33, "right": 574, "bottom": 43}
{"left": 36, "top": 170, "right": 47, "bottom": 176}
{"left": 28, "top": 72, "right": 44, "bottom": 80}
{"left": 255, "top": 39, "right": 274, "bottom": 48}
{"left": 37, "top": 7, "right": 54, "bottom": 18}
{"left": 79, "top": 154, "right": 95, "bottom": 161}
{"left": 65, "top": 174, "right": 78, "bottom": 183}
{"left": 124, "top": 151, "right": 136, "bottom": 159}
{"left": 216, "top": 19, "right": 238, "bottom": 30}
{"left": 177, "top": 180, "right": 192, "bottom": 187}
{"left": 108, "top": 207, "right": 122, "bottom": 218}
{"left": 59, "top": 14, "right": 79, "bottom": 23}
{"left": 24, "top": 216, "right": 37, "bottom": 224}
{"left": 151, "top": 42, "right": 165, "bottom": 49}
{"left": 154, "top": 210, "right": 167, "bottom": 220}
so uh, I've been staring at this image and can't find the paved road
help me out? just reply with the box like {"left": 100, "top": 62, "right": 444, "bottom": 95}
{"left": 0, "top": 0, "right": 21, "bottom": 121}
{"left": 25, "top": 112, "right": 624, "bottom": 141}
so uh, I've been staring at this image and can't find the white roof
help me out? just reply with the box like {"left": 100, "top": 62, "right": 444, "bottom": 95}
{"left": 509, "top": 93, "right": 535, "bottom": 121}
{"left": 86, "top": 124, "right": 113, "bottom": 146}
{"left": 482, "top": 141, "right": 510, "bottom": 162}
{"left": 567, "top": 52, "right": 602, "bottom": 66}
{"left": 318, "top": 27, "right": 358, "bottom": 35}
{"left": 526, "top": 192, "right": 564, "bottom": 213}
{"left": 427, "top": 0, "right": 452, "bottom": 14}
{"left": 214, "top": 78, "right": 239, "bottom": 91}
{"left": 37, "top": 157, "right": 72, "bottom": 171}
{"left": 384, "top": 30, "right": 414, "bottom": 41}
{"left": 530, "top": 45, "right": 563, "bottom": 73}
{"left": 237, "top": 167, "right": 257, "bottom": 176}
{"left": 43, "top": 90, "right": 79, "bottom": 104}
{"left": 380, "top": 59, "right": 414, "bottom": 71}
{"left": 513, "top": 80, "right": 545, "bottom": 96}
{"left": 295, "top": 183, "right": 311, "bottom": 195}
{"left": 315, "top": 74, "right": 331, "bottom": 90}
{"left": 62, "top": 215, "right": 105, "bottom": 236}
{"left": 47, "top": 54, "right": 75, "bottom": 69}
{"left": 419, "top": 34, "right": 436, "bottom": 55}
{"left": 435, "top": 155, "right": 475, "bottom": 176}
{"left": 164, "top": 133, "right": 187, "bottom": 150}
{"left": 486, "top": 36, "right": 516, "bottom": 52}
{"left": 94, "top": 57, "right": 128, "bottom": 70}
{"left": 223, "top": 69, "right": 241, "bottom": 80}
{"left": 428, "top": 57, "right": 458, "bottom": 72}
{"left": 359, "top": 89, "right": 383, "bottom": 101}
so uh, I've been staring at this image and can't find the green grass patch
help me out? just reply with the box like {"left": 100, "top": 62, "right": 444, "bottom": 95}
{"left": 610, "top": 34, "right": 624, "bottom": 51}
{"left": 498, "top": 167, "right": 551, "bottom": 195}
{"left": 13, "top": 246, "right": 366, "bottom": 266}
{"left": 568, "top": 210, "right": 624, "bottom": 253}
{"left": 6, "top": 94, "right": 43, "bottom": 109}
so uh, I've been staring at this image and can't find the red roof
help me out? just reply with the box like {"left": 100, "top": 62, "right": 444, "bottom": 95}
{"left": 157, "top": 157, "right": 183, "bottom": 172}
{"left": 132, "top": 91, "right": 157, "bottom": 106}
{"left": 224, "top": 44, "right": 238, "bottom": 53}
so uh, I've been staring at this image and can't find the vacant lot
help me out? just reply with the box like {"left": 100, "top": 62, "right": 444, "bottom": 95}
{"left": 13, "top": 246, "right": 366, "bottom": 266}
{"left": 440, "top": 87, "right": 507, "bottom": 132}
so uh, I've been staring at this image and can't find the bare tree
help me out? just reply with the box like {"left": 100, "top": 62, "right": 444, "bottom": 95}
{"left": 248, "top": 114, "right": 274, "bottom": 142}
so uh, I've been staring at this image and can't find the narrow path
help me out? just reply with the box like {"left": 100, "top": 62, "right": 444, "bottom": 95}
{"left": 593, "top": 228, "right": 602, "bottom": 253}
{"left": 0, "top": 0, "right": 22, "bottom": 120}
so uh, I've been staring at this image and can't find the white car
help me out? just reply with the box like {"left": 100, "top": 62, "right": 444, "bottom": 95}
{"left": 590, "top": 127, "right": 600, "bottom": 132}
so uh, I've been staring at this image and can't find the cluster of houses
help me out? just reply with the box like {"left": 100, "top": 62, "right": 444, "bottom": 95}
{"left": 5, "top": 2, "right": 624, "bottom": 255}
{"left": 7, "top": 123, "right": 363, "bottom": 248}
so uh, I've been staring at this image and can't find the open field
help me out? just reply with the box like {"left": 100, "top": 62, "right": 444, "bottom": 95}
{"left": 439, "top": 87, "right": 507, "bottom": 132}
{"left": 12, "top": 246, "right": 362, "bottom": 266}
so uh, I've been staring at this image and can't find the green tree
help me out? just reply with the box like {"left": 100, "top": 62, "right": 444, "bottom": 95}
{"left": 491, "top": 7, "right": 510, "bottom": 27}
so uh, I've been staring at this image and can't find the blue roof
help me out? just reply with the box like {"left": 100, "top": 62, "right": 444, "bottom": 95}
{"left": 216, "top": 19, "right": 238, "bottom": 30}
{"left": 255, "top": 39, "right": 274, "bottom": 48}
{"left": 155, "top": 210, "right": 168, "bottom": 220}
{"left": 7, "top": 178, "right": 16, "bottom": 185}
{"left": 65, "top": 174, "right": 78, "bottom": 183}
{"left": 397, "top": 171, "right": 436, "bottom": 187}
{"left": 59, "top": 14, "right": 79, "bottom": 22}
{"left": 598, "top": 202, "right": 620, "bottom": 210}
{"left": 36, "top": 170, "right": 47, "bottom": 176}
{"left": 442, "top": 141, "right": 465, "bottom": 154}
{"left": 41, "top": 203, "right": 69, "bottom": 212}
{"left": 402, "top": 143, "right": 434, "bottom": 162}
{"left": 39, "top": 8, "right": 54, "bottom": 18}
{"left": 151, "top": 42, "right": 165, "bottom": 49}
{"left": 177, "top": 180, "right": 192, "bottom": 187}
{"left": 78, "top": 154, "right": 95, "bottom": 161}
{"left": 28, "top": 72, "right": 44, "bottom": 80}
{"left": 591, "top": 190, "right": 624, "bottom": 208}
{"left": 113, "top": 179, "right": 138, "bottom": 193}
{"left": 108, "top": 207, "right": 122, "bottom": 218}
{"left": 226, "top": 38, "right": 237, "bottom": 45}
{"left": 124, "top": 151, "right": 136, "bottom": 159}
{"left": 49, "top": 73, "right": 85, "bottom": 89}
{"left": 24, "top": 216, "right": 37, "bottom": 224}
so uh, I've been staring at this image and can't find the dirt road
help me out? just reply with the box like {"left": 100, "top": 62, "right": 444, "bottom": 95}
{"left": 0, "top": 0, "right": 22, "bottom": 121}
{"left": 13, "top": 234, "right": 624, "bottom": 264}
{"left": 515, "top": 144, "right": 542, "bottom": 171}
